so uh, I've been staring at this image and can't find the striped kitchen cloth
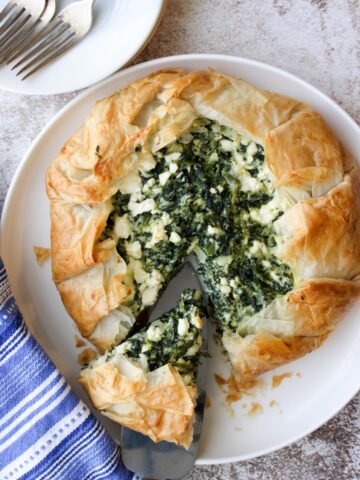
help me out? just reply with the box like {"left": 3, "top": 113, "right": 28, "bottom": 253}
{"left": 0, "top": 258, "right": 137, "bottom": 480}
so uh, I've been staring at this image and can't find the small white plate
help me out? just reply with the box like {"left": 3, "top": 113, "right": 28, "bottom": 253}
{"left": 2, "top": 54, "right": 360, "bottom": 465}
{"left": 0, "top": 0, "right": 165, "bottom": 95}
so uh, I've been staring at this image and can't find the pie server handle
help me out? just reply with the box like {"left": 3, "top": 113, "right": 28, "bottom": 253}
{"left": 121, "top": 262, "right": 208, "bottom": 479}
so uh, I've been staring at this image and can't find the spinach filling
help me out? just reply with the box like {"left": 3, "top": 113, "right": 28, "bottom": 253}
{"left": 106, "top": 289, "right": 204, "bottom": 384}
{"left": 101, "top": 118, "right": 294, "bottom": 335}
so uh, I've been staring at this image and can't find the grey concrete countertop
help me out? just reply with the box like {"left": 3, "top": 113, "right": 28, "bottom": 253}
{"left": 1, "top": 1, "right": 359, "bottom": 479}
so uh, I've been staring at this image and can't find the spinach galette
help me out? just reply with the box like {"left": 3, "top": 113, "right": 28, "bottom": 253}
{"left": 47, "top": 69, "right": 360, "bottom": 444}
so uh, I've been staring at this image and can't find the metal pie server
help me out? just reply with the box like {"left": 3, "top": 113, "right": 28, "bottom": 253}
{"left": 121, "top": 262, "right": 208, "bottom": 479}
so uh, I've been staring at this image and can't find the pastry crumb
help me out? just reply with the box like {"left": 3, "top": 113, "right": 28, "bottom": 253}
{"left": 33, "top": 246, "right": 51, "bottom": 265}
{"left": 78, "top": 348, "right": 97, "bottom": 365}
{"left": 269, "top": 400, "right": 278, "bottom": 408}
{"left": 205, "top": 396, "right": 212, "bottom": 409}
{"left": 247, "top": 402, "right": 263, "bottom": 416}
{"left": 214, "top": 373, "right": 227, "bottom": 386}
{"left": 234, "top": 426, "right": 242, "bottom": 432}
{"left": 215, "top": 372, "right": 263, "bottom": 404}
{"left": 272, "top": 372, "right": 292, "bottom": 388}
{"left": 296, "top": 371, "right": 302, "bottom": 378}
{"left": 221, "top": 401, "right": 235, "bottom": 417}
{"left": 75, "top": 335, "right": 86, "bottom": 348}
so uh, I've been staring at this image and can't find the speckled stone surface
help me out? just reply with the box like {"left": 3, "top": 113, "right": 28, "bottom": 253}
{"left": 1, "top": 1, "right": 360, "bottom": 478}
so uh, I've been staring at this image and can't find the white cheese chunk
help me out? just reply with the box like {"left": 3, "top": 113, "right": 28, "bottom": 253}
{"left": 142, "top": 286, "right": 159, "bottom": 306}
{"left": 207, "top": 225, "right": 223, "bottom": 236}
{"left": 147, "top": 270, "right": 164, "bottom": 287}
{"left": 169, "top": 162, "right": 178, "bottom": 173}
{"left": 147, "top": 324, "right": 163, "bottom": 342}
{"left": 114, "top": 214, "right": 132, "bottom": 239}
{"left": 159, "top": 171, "right": 172, "bottom": 186}
{"left": 169, "top": 231, "right": 181, "bottom": 244}
{"left": 239, "top": 175, "right": 262, "bottom": 192}
{"left": 128, "top": 198, "right": 156, "bottom": 216}
{"left": 165, "top": 152, "right": 181, "bottom": 162}
{"left": 130, "top": 259, "right": 149, "bottom": 284}
{"left": 161, "top": 212, "right": 172, "bottom": 226}
{"left": 126, "top": 241, "right": 142, "bottom": 259}
{"left": 190, "top": 313, "right": 203, "bottom": 329}
{"left": 220, "top": 139, "right": 233, "bottom": 151}
{"left": 247, "top": 142, "right": 258, "bottom": 156}
{"left": 220, "top": 285, "right": 232, "bottom": 295}
{"left": 186, "top": 344, "right": 200, "bottom": 356}
{"left": 177, "top": 318, "right": 189, "bottom": 336}
{"left": 146, "top": 223, "right": 167, "bottom": 247}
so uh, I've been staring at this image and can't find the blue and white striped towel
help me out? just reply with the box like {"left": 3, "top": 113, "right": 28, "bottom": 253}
{"left": 0, "top": 259, "right": 137, "bottom": 480}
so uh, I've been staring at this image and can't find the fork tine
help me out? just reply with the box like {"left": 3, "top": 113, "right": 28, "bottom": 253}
{"left": 0, "top": 2, "right": 15, "bottom": 24}
{"left": 0, "top": 6, "right": 24, "bottom": 38}
{"left": 0, "top": 18, "right": 39, "bottom": 63}
{"left": 0, "top": 12, "right": 30, "bottom": 50}
{"left": 21, "top": 36, "right": 77, "bottom": 80}
{"left": 17, "top": 30, "right": 75, "bottom": 76}
{"left": 11, "top": 21, "right": 68, "bottom": 70}
{"left": 7, "top": 19, "right": 63, "bottom": 64}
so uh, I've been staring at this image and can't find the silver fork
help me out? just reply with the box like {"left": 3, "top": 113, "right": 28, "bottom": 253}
{"left": 12, "top": 0, "right": 95, "bottom": 80}
{"left": 0, "top": 0, "right": 56, "bottom": 66}
{"left": 0, "top": 0, "right": 46, "bottom": 51}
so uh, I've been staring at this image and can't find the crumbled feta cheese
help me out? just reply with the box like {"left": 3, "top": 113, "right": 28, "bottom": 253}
{"left": 220, "top": 139, "right": 233, "bottom": 151}
{"left": 128, "top": 198, "right": 156, "bottom": 216}
{"left": 142, "top": 286, "right": 159, "bottom": 306}
{"left": 186, "top": 344, "right": 200, "bottom": 356}
{"left": 161, "top": 212, "right": 172, "bottom": 226}
{"left": 169, "top": 162, "right": 178, "bottom": 173}
{"left": 159, "top": 171, "right": 172, "bottom": 186}
{"left": 210, "top": 187, "right": 217, "bottom": 194}
{"left": 137, "top": 353, "right": 149, "bottom": 370}
{"left": 239, "top": 175, "right": 262, "bottom": 192}
{"left": 147, "top": 324, "right": 163, "bottom": 342}
{"left": 141, "top": 343, "right": 151, "bottom": 353}
{"left": 165, "top": 152, "right": 181, "bottom": 162}
{"left": 247, "top": 142, "right": 258, "bottom": 156}
{"left": 217, "top": 185, "right": 224, "bottom": 193}
{"left": 147, "top": 223, "right": 167, "bottom": 247}
{"left": 220, "top": 277, "right": 228, "bottom": 286}
{"left": 229, "top": 279, "right": 237, "bottom": 288}
{"left": 220, "top": 285, "right": 232, "bottom": 295}
{"left": 190, "top": 313, "right": 203, "bottom": 329}
{"left": 143, "top": 178, "right": 155, "bottom": 193}
{"left": 130, "top": 259, "right": 149, "bottom": 283}
{"left": 177, "top": 318, "right": 189, "bottom": 336}
{"left": 126, "top": 241, "right": 142, "bottom": 259}
{"left": 169, "top": 231, "right": 181, "bottom": 244}
{"left": 114, "top": 214, "right": 132, "bottom": 239}
{"left": 207, "top": 225, "right": 223, "bottom": 236}
{"left": 116, "top": 343, "right": 128, "bottom": 355}
{"left": 147, "top": 270, "right": 164, "bottom": 287}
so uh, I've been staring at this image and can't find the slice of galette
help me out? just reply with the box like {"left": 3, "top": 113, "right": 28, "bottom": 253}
{"left": 78, "top": 289, "right": 205, "bottom": 449}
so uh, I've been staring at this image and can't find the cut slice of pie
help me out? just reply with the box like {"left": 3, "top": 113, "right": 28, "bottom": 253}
{"left": 78, "top": 289, "right": 205, "bottom": 448}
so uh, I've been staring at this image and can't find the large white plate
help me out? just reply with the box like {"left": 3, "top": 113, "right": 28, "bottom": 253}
{"left": 0, "top": 0, "right": 165, "bottom": 95}
{"left": 2, "top": 54, "right": 360, "bottom": 465}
